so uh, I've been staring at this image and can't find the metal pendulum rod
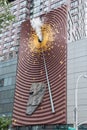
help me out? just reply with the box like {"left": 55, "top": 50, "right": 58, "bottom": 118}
{"left": 42, "top": 51, "right": 55, "bottom": 113}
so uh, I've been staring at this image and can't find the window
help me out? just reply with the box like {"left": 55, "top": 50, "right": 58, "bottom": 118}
{"left": 0, "top": 56, "right": 4, "bottom": 61}
{"left": 4, "top": 42, "right": 10, "bottom": 47}
{"left": 3, "top": 49, "right": 8, "bottom": 54}
{"left": 75, "top": 1, "right": 78, "bottom": 6}
{"left": 9, "top": 52, "right": 13, "bottom": 59}
{"left": 33, "top": 7, "right": 40, "bottom": 13}
{"left": 0, "top": 103, "right": 13, "bottom": 113}
{"left": 11, "top": 4, "right": 17, "bottom": 9}
{"left": 0, "top": 79, "right": 4, "bottom": 87}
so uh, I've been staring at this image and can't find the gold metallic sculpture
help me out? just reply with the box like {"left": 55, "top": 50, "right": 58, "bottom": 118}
{"left": 29, "top": 24, "right": 54, "bottom": 53}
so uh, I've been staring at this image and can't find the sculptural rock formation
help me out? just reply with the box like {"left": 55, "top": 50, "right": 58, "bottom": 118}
{"left": 26, "top": 82, "right": 46, "bottom": 115}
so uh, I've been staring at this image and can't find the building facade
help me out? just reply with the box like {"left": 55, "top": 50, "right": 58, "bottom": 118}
{"left": 0, "top": 0, "right": 86, "bottom": 62}
{"left": 0, "top": 0, "right": 87, "bottom": 129}
{"left": 67, "top": 38, "right": 87, "bottom": 124}
{"left": 0, "top": 0, "right": 28, "bottom": 118}
{"left": 0, "top": 58, "right": 17, "bottom": 116}
{"left": 85, "top": 1, "right": 87, "bottom": 36}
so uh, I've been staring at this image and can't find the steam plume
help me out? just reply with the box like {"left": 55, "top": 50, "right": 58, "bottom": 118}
{"left": 30, "top": 17, "right": 43, "bottom": 42}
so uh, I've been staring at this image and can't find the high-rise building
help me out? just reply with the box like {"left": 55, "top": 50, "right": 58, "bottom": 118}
{"left": 0, "top": 0, "right": 86, "bottom": 62}
{"left": 0, "top": 0, "right": 87, "bottom": 129}
{"left": 68, "top": 0, "right": 86, "bottom": 42}
{"left": 0, "top": 0, "right": 28, "bottom": 117}
{"left": 0, "top": 0, "right": 28, "bottom": 61}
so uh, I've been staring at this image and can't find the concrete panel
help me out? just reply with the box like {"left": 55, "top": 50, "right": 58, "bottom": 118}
{"left": 0, "top": 58, "right": 17, "bottom": 116}
{"left": 67, "top": 38, "right": 87, "bottom": 124}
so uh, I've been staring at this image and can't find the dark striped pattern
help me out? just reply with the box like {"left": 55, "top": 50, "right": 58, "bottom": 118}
{"left": 12, "top": 5, "right": 67, "bottom": 126}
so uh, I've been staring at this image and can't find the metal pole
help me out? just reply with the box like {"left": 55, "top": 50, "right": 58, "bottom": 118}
{"left": 42, "top": 51, "right": 55, "bottom": 113}
{"left": 74, "top": 75, "right": 81, "bottom": 130}
{"left": 74, "top": 74, "right": 87, "bottom": 130}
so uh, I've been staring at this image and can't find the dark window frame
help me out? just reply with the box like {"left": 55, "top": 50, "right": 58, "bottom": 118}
{"left": 0, "top": 78, "right": 4, "bottom": 87}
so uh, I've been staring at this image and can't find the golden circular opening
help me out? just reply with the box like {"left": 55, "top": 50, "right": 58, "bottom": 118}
{"left": 29, "top": 24, "right": 54, "bottom": 53}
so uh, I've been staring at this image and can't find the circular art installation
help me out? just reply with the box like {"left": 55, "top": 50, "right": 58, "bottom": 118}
{"left": 12, "top": 5, "right": 67, "bottom": 127}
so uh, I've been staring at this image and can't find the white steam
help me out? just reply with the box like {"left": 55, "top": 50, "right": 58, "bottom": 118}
{"left": 30, "top": 17, "right": 43, "bottom": 42}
